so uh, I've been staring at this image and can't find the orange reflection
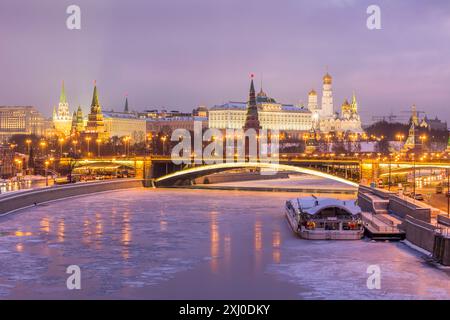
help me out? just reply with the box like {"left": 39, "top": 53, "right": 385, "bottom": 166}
{"left": 272, "top": 230, "right": 281, "bottom": 263}
{"left": 95, "top": 213, "right": 103, "bottom": 237}
{"left": 83, "top": 218, "right": 92, "bottom": 244}
{"left": 224, "top": 234, "right": 231, "bottom": 266}
{"left": 254, "top": 221, "right": 262, "bottom": 251}
{"left": 57, "top": 219, "right": 65, "bottom": 242}
{"left": 254, "top": 221, "right": 263, "bottom": 269}
{"left": 40, "top": 217, "right": 50, "bottom": 234}
{"left": 121, "top": 212, "right": 132, "bottom": 260}
{"left": 14, "top": 231, "right": 32, "bottom": 237}
{"left": 210, "top": 211, "right": 219, "bottom": 273}
{"left": 160, "top": 220, "right": 168, "bottom": 231}
{"left": 16, "top": 243, "right": 23, "bottom": 252}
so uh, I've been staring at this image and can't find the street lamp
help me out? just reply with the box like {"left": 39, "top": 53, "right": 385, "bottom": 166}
{"left": 85, "top": 137, "right": 92, "bottom": 157}
{"left": 40, "top": 141, "right": 47, "bottom": 156}
{"left": 72, "top": 140, "right": 78, "bottom": 156}
{"left": 96, "top": 139, "right": 102, "bottom": 157}
{"left": 44, "top": 160, "right": 50, "bottom": 186}
{"left": 58, "top": 138, "right": 65, "bottom": 157}
{"left": 161, "top": 136, "right": 167, "bottom": 155}
{"left": 25, "top": 139, "right": 32, "bottom": 154}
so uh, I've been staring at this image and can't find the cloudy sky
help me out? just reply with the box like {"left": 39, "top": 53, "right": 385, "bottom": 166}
{"left": 1, "top": 0, "right": 450, "bottom": 123}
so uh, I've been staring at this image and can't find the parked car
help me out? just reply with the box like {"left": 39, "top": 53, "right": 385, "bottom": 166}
{"left": 411, "top": 192, "right": 424, "bottom": 201}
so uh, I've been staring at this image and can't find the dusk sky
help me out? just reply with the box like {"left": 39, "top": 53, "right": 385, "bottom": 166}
{"left": 1, "top": 0, "right": 450, "bottom": 123}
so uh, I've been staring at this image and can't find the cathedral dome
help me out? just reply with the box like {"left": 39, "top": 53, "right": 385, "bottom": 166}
{"left": 257, "top": 88, "right": 267, "bottom": 98}
{"left": 308, "top": 89, "right": 317, "bottom": 96}
{"left": 323, "top": 73, "right": 332, "bottom": 85}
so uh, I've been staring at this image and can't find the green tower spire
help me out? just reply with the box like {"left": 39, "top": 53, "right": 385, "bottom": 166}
{"left": 91, "top": 81, "right": 101, "bottom": 112}
{"left": 60, "top": 81, "right": 67, "bottom": 104}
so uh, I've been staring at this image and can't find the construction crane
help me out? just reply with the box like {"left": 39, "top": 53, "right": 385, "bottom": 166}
{"left": 371, "top": 112, "right": 407, "bottom": 123}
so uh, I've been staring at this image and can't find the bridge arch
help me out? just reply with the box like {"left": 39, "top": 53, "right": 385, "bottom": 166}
{"left": 154, "top": 162, "right": 359, "bottom": 187}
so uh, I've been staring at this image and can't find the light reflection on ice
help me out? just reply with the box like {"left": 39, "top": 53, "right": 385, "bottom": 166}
{"left": 0, "top": 188, "right": 448, "bottom": 299}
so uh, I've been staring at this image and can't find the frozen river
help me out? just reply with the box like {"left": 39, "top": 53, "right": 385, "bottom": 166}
{"left": 0, "top": 188, "right": 449, "bottom": 299}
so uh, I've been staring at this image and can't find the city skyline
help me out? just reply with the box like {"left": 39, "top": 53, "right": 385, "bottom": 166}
{"left": 1, "top": 0, "right": 450, "bottom": 122}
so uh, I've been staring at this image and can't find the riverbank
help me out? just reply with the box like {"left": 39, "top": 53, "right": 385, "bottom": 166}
{"left": 0, "top": 179, "right": 143, "bottom": 216}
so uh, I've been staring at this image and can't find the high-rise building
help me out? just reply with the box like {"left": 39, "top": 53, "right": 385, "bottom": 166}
{"left": 0, "top": 106, "right": 46, "bottom": 141}
{"left": 52, "top": 81, "right": 72, "bottom": 136}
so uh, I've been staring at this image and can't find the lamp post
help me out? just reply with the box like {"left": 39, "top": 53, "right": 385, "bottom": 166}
{"left": 85, "top": 137, "right": 92, "bottom": 157}
{"left": 40, "top": 141, "right": 47, "bottom": 157}
{"left": 58, "top": 138, "right": 65, "bottom": 157}
{"left": 25, "top": 139, "right": 32, "bottom": 154}
{"left": 161, "top": 136, "right": 167, "bottom": 155}
{"left": 72, "top": 140, "right": 78, "bottom": 157}
{"left": 44, "top": 160, "right": 49, "bottom": 186}
{"left": 96, "top": 139, "right": 101, "bottom": 157}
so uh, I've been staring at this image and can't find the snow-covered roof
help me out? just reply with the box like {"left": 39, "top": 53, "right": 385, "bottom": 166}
{"left": 290, "top": 196, "right": 361, "bottom": 216}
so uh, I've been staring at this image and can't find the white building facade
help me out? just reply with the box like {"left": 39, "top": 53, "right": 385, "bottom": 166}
{"left": 209, "top": 89, "right": 312, "bottom": 132}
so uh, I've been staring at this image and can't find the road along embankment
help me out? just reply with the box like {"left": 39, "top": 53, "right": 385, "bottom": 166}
{"left": 0, "top": 179, "right": 143, "bottom": 216}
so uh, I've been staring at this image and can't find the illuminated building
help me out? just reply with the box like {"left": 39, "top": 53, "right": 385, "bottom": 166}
{"left": 0, "top": 106, "right": 46, "bottom": 141}
{"left": 70, "top": 106, "right": 84, "bottom": 134}
{"left": 320, "top": 72, "right": 334, "bottom": 119}
{"left": 0, "top": 145, "right": 15, "bottom": 178}
{"left": 209, "top": 83, "right": 312, "bottom": 132}
{"left": 52, "top": 81, "right": 72, "bottom": 136}
{"left": 84, "top": 83, "right": 109, "bottom": 140}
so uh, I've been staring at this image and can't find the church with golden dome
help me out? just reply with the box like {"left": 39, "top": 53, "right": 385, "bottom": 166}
{"left": 307, "top": 72, "right": 364, "bottom": 134}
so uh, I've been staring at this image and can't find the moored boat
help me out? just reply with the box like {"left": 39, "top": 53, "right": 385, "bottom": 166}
{"left": 285, "top": 196, "right": 364, "bottom": 240}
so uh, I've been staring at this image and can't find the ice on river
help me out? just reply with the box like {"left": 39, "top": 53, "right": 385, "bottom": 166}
{"left": 0, "top": 188, "right": 448, "bottom": 299}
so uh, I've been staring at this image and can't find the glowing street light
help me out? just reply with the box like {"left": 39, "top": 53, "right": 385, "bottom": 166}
{"left": 85, "top": 137, "right": 92, "bottom": 157}
{"left": 40, "top": 141, "right": 47, "bottom": 156}
{"left": 25, "top": 139, "right": 32, "bottom": 154}
{"left": 96, "top": 139, "right": 102, "bottom": 157}
{"left": 58, "top": 137, "right": 65, "bottom": 156}
{"left": 44, "top": 160, "right": 50, "bottom": 186}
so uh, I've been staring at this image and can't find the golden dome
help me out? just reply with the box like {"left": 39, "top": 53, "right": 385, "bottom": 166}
{"left": 308, "top": 89, "right": 317, "bottom": 96}
{"left": 323, "top": 73, "right": 332, "bottom": 84}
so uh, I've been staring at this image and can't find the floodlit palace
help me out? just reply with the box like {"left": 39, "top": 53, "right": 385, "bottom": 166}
{"left": 209, "top": 72, "right": 364, "bottom": 136}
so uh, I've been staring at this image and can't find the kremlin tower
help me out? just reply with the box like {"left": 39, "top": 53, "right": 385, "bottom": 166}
{"left": 243, "top": 75, "right": 261, "bottom": 160}
{"left": 243, "top": 75, "right": 261, "bottom": 131}
{"left": 320, "top": 72, "right": 334, "bottom": 119}
{"left": 84, "top": 82, "right": 108, "bottom": 139}
{"left": 53, "top": 81, "right": 72, "bottom": 136}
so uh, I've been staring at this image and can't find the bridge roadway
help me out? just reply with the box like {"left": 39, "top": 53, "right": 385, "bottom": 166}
{"left": 66, "top": 156, "right": 450, "bottom": 186}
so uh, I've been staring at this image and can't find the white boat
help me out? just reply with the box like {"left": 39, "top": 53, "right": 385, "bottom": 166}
{"left": 285, "top": 196, "right": 364, "bottom": 240}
